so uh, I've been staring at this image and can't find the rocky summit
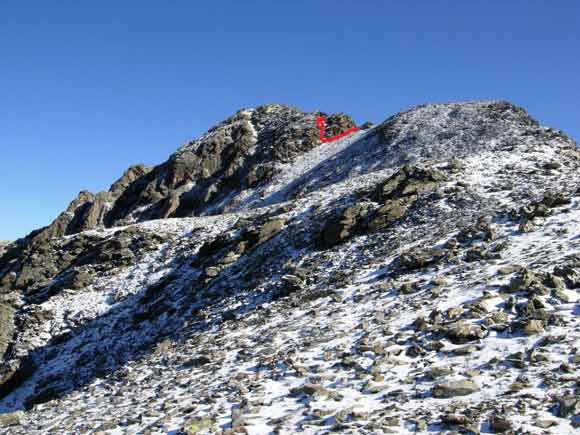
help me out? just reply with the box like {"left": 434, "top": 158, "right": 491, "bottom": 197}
{"left": 1, "top": 101, "right": 580, "bottom": 434}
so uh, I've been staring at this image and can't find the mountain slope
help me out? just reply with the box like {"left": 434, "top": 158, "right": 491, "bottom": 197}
{"left": 1, "top": 101, "right": 580, "bottom": 434}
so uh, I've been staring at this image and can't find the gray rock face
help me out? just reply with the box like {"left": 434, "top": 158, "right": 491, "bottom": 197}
{"left": 0, "top": 304, "right": 14, "bottom": 358}
{"left": 0, "top": 242, "right": 10, "bottom": 258}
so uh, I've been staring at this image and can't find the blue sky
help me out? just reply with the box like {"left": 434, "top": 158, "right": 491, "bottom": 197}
{"left": 1, "top": 1, "right": 579, "bottom": 241}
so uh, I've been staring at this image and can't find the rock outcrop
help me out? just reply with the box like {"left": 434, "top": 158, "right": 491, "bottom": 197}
{"left": 1, "top": 100, "right": 580, "bottom": 434}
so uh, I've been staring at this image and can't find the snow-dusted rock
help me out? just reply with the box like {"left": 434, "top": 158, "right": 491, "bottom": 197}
{"left": 1, "top": 100, "right": 580, "bottom": 434}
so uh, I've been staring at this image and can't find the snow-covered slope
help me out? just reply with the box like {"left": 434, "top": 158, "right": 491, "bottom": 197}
{"left": 1, "top": 101, "right": 580, "bottom": 434}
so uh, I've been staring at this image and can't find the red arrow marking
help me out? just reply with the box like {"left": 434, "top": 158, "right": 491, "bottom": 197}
{"left": 316, "top": 116, "right": 359, "bottom": 143}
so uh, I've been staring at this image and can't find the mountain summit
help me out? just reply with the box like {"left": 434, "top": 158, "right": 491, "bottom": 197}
{"left": 1, "top": 101, "right": 580, "bottom": 434}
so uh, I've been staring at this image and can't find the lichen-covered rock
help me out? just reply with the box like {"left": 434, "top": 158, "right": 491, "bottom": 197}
{"left": 320, "top": 203, "right": 373, "bottom": 247}
{"left": 0, "top": 410, "right": 23, "bottom": 428}
{"left": 0, "top": 304, "right": 15, "bottom": 358}
{"left": 373, "top": 166, "right": 446, "bottom": 202}
{"left": 182, "top": 416, "right": 215, "bottom": 434}
{"left": 246, "top": 218, "right": 286, "bottom": 247}
{"left": 506, "top": 269, "right": 547, "bottom": 294}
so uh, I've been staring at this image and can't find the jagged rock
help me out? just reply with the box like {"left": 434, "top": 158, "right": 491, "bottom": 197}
{"left": 109, "top": 164, "right": 152, "bottom": 196}
{"left": 535, "top": 419, "right": 557, "bottom": 429}
{"left": 182, "top": 356, "right": 212, "bottom": 368}
{"left": 553, "top": 260, "right": 580, "bottom": 288}
{"left": 0, "top": 304, "right": 15, "bottom": 357}
{"left": 203, "top": 266, "right": 221, "bottom": 279}
{"left": 246, "top": 163, "right": 279, "bottom": 187}
{"left": 457, "top": 217, "right": 497, "bottom": 244}
{"left": 432, "top": 380, "right": 480, "bottom": 398}
{"left": 0, "top": 242, "right": 11, "bottom": 259}
{"left": 182, "top": 416, "right": 215, "bottom": 434}
{"left": 518, "top": 219, "right": 536, "bottom": 233}
{"left": 247, "top": 218, "right": 286, "bottom": 246}
{"left": 444, "top": 321, "right": 486, "bottom": 344}
{"left": 320, "top": 203, "right": 373, "bottom": 247}
{"left": 542, "top": 272, "right": 566, "bottom": 289}
{"left": 317, "top": 112, "right": 357, "bottom": 138}
{"left": 425, "top": 366, "right": 454, "bottom": 380}
{"left": 489, "top": 416, "right": 512, "bottom": 433}
{"left": 441, "top": 413, "right": 472, "bottom": 427}
{"left": 281, "top": 274, "right": 303, "bottom": 290}
{"left": 0, "top": 357, "right": 36, "bottom": 399}
{"left": 522, "top": 319, "right": 544, "bottom": 335}
{"left": 367, "top": 199, "right": 409, "bottom": 232}
{"left": 558, "top": 396, "right": 580, "bottom": 418}
{"left": 397, "top": 247, "right": 449, "bottom": 272}
{"left": 373, "top": 166, "right": 446, "bottom": 202}
{"left": 67, "top": 270, "right": 93, "bottom": 290}
{"left": 519, "top": 192, "right": 570, "bottom": 221}
{"left": 0, "top": 411, "right": 23, "bottom": 428}
{"left": 506, "top": 269, "right": 547, "bottom": 294}
{"left": 554, "top": 288, "right": 579, "bottom": 303}
{"left": 464, "top": 245, "right": 499, "bottom": 262}
{"left": 290, "top": 383, "right": 341, "bottom": 400}
{"left": 497, "top": 265, "right": 521, "bottom": 275}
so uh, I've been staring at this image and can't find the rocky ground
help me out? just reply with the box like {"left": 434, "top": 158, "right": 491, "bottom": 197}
{"left": 1, "top": 101, "right": 580, "bottom": 434}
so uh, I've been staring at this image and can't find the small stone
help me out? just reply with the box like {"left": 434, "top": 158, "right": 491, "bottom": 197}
{"left": 497, "top": 265, "right": 521, "bottom": 275}
{"left": 182, "top": 356, "right": 212, "bottom": 368}
{"left": 182, "top": 416, "right": 215, "bottom": 434}
{"left": 554, "top": 289, "right": 579, "bottom": 303}
{"left": 518, "top": 220, "right": 535, "bottom": 233}
{"left": 432, "top": 380, "right": 480, "bottom": 398}
{"left": 414, "top": 420, "right": 428, "bottom": 431}
{"left": 441, "top": 413, "right": 471, "bottom": 426}
{"left": 444, "top": 321, "right": 486, "bottom": 344}
{"left": 204, "top": 266, "right": 220, "bottom": 278}
{"left": 490, "top": 416, "right": 512, "bottom": 433}
{"left": 281, "top": 274, "right": 304, "bottom": 290}
{"left": 535, "top": 419, "right": 557, "bottom": 429}
{"left": 425, "top": 366, "right": 454, "bottom": 379}
{"left": 523, "top": 319, "right": 544, "bottom": 335}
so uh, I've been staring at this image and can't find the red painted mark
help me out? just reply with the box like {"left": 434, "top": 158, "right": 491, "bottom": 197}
{"left": 316, "top": 116, "right": 359, "bottom": 143}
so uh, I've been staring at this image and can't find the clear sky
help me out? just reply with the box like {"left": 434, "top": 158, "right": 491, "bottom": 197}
{"left": 1, "top": 1, "right": 578, "bottom": 241}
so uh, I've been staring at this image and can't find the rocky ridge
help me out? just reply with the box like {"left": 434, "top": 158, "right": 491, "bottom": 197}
{"left": 1, "top": 101, "right": 580, "bottom": 434}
